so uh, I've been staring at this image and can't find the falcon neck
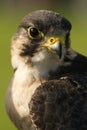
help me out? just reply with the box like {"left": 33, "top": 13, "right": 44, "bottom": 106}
{"left": 64, "top": 50, "right": 87, "bottom": 74}
{"left": 49, "top": 49, "right": 87, "bottom": 80}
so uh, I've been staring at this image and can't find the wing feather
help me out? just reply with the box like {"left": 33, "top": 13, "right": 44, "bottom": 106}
{"left": 29, "top": 77, "right": 87, "bottom": 130}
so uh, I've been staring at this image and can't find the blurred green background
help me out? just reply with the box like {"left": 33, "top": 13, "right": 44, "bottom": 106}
{"left": 0, "top": 0, "right": 87, "bottom": 130}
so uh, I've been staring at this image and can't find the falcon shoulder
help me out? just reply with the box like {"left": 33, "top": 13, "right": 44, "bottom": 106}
{"left": 29, "top": 77, "right": 87, "bottom": 130}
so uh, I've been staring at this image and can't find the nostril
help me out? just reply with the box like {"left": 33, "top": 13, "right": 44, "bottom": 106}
{"left": 49, "top": 37, "right": 56, "bottom": 44}
{"left": 50, "top": 38, "right": 54, "bottom": 43}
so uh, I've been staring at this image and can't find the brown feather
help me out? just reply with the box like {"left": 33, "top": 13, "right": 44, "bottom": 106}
{"left": 29, "top": 77, "right": 87, "bottom": 130}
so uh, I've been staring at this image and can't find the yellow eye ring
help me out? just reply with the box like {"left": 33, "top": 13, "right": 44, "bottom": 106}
{"left": 28, "top": 27, "right": 44, "bottom": 39}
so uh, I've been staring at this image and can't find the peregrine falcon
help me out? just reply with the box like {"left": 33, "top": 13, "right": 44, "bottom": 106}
{"left": 5, "top": 10, "right": 87, "bottom": 130}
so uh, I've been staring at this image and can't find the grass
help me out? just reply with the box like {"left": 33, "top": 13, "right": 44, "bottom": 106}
{"left": 0, "top": 8, "right": 87, "bottom": 130}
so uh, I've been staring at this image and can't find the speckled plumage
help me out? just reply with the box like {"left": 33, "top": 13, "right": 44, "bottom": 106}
{"left": 29, "top": 78, "right": 87, "bottom": 130}
{"left": 5, "top": 10, "right": 87, "bottom": 130}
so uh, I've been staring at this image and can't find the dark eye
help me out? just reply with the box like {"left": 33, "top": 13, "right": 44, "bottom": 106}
{"left": 30, "top": 27, "right": 39, "bottom": 37}
{"left": 28, "top": 27, "right": 43, "bottom": 39}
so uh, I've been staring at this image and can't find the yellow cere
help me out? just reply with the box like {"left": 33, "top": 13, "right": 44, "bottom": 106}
{"left": 43, "top": 36, "right": 65, "bottom": 46}
{"left": 41, "top": 36, "right": 66, "bottom": 54}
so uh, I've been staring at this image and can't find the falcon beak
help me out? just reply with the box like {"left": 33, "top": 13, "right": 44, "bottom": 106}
{"left": 42, "top": 37, "right": 65, "bottom": 58}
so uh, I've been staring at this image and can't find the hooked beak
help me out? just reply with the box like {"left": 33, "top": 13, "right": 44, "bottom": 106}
{"left": 42, "top": 37, "right": 65, "bottom": 58}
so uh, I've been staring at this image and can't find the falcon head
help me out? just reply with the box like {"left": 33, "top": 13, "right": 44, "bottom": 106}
{"left": 11, "top": 10, "right": 71, "bottom": 76}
